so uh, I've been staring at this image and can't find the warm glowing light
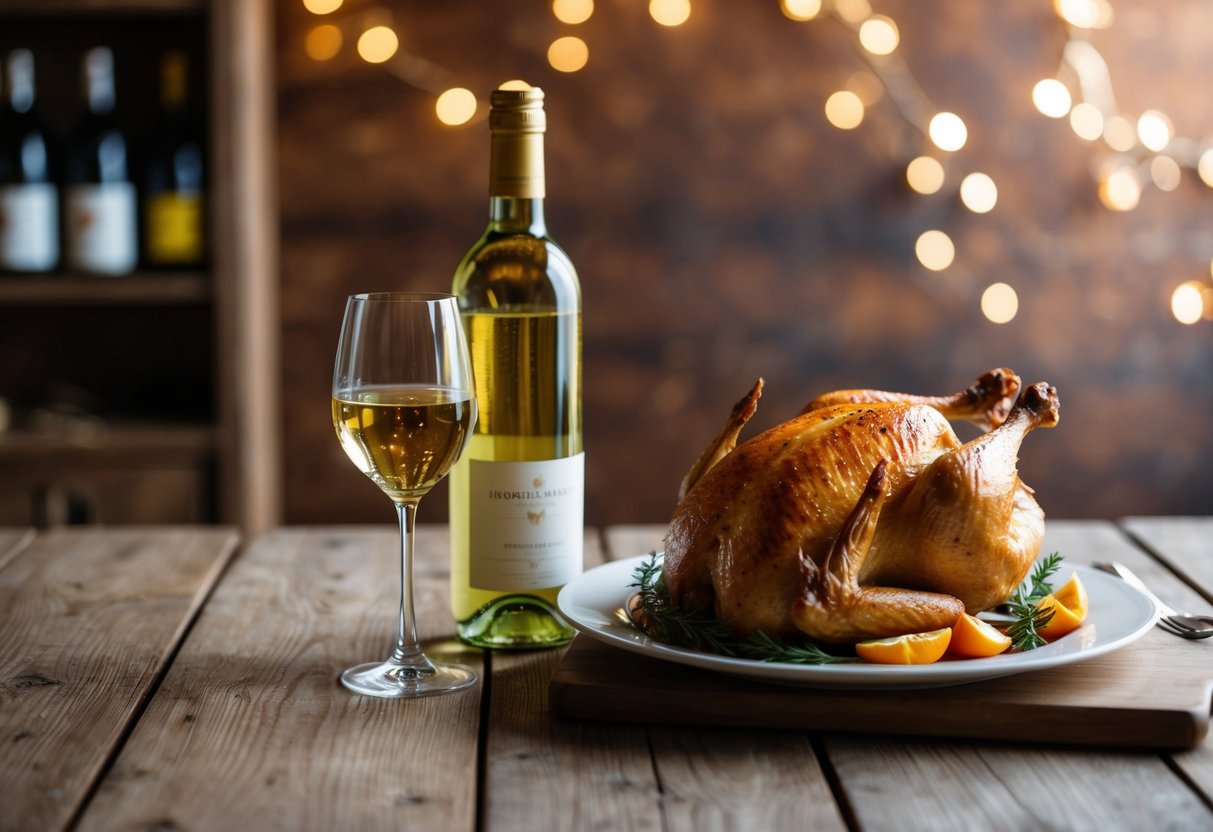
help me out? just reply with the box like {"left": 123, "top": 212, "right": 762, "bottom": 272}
{"left": 1054, "top": 0, "right": 1096, "bottom": 27}
{"left": 834, "top": 0, "right": 872, "bottom": 24}
{"left": 1103, "top": 115, "right": 1136, "bottom": 152}
{"left": 1199, "top": 148, "right": 1213, "bottom": 188}
{"left": 1069, "top": 102, "right": 1104, "bottom": 141}
{"left": 548, "top": 36, "right": 589, "bottom": 72}
{"left": 981, "top": 283, "right": 1019, "bottom": 323}
{"left": 303, "top": 0, "right": 342, "bottom": 14}
{"left": 305, "top": 24, "right": 342, "bottom": 61}
{"left": 649, "top": 0, "right": 691, "bottom": 26}
{"left": 1054, "top": 0, "right": 1113, "bottom": 27}
{"left": 1099, "top": 166, "right": 1141, "bottom": 211}
{"left": 553, "top": 0, "right": 594, "bottom": 24}
{"left": 357, "top": 25, "right": 398, "bottom": 64}
{"left": 824, "top": 90, "right": 864, "bottom": 130}
{"left": 436, "top": 87, "right": 477, "bottom": 126}
{"left": 928, "top": 112, "right": 967, "bottom": 152}
{"left": 960, "top": 172, "right": 998, "bottom": 213}
{"left": 858, "top": 15, "right": 899, "bottom": 55}
{"left": 1032, "top": 79, "right": 1072, "bottom": 118}
{"left": 1137, "top": 110, "right": 1173, "bottom": 152}
{"left": 498, "top": 79, "right": 532, "bottom": 91}
{"left": 915, "top": 230, "right": 955, "bottom": 271}
{"left": 1150, "top": 156, "right": 1181, "bottom": 192}
{"left": 906, "top": 156, "right": 945, "bottom": 195}
{"left": 1171, "top": 281, "right": 1205, "bottom": 325}
{"left": 781, "top": 0, "right": 822, "bottom": 21}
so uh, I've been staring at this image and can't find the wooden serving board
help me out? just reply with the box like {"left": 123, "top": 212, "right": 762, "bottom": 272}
{"left": 550, "top": 632, "right": 1213, "bottom": 749}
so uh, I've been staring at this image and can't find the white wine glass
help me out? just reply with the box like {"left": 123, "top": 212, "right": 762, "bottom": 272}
{"left": 331, "top": 292, "right": 478, "bottom": 697}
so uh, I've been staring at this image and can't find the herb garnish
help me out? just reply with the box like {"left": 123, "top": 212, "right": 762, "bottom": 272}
{"left": 628, "top": 553, "right": 856, "bottom": 665}
{"left": 1003, "top": 551, "right": 1063, "bottom": 651}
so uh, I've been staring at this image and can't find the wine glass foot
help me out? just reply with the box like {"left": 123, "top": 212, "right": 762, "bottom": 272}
{"left": 340, "top": 658, "right": 477, "bottom": 698}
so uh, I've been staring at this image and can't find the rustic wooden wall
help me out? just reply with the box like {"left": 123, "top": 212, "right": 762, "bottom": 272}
{"left": 277, "top": 0, "right": 1213, "bottom": 527}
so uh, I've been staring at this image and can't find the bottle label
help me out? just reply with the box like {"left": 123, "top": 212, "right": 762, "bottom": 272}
{"left": 66, "top": 183, "right": 137, "bottom": 275}
{"left": 0, "top": 184, "right": 59, "bottom": 272}
{"left": 145, "top": 192, "right": 203, "bottom": 265}
{"left": 469, "top": 452, "right": 584, "bottom": 591}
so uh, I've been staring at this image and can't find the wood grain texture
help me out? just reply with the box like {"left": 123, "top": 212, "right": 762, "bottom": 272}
{"left": 648, "top": 729, "right": 847, "bottom": 832}
{"left": 0, "top": 528, "right": 33, "bottom": 571}
{"left": 828, "top": 738, "right": 1213, "bottom": 832}
{"left": 0, "top": 528, "right": 238, "bottom": 832}
{"left": 81, "top": 526, "right": 483, "bottom": 831}
{"left": 483, "top": 532, "right": 665, "bottom": 832}
{"left": 598, "top": 524, "right": 848, "bottom": 832}
{"left": 1118, "top": 516, "right": 1213, "bottom": 808}
{"left": 210, "top": 0, "right": 281, "bottom": 534}
{"left": 1122, "top": 516, "right": 1213, "bottom": 605}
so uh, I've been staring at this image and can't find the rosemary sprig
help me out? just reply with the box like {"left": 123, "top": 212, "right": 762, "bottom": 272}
{"left": 1004, "top": 551, "right": 1063, "bottom": 651}
{"left": 737, "top": 630, "right": 856, "bottom": 665}
{"left": 628, "top": 553, "right": 735, "bottom": 654}
{"left": 628, "top": 553, "right": 856, "bottom": 665}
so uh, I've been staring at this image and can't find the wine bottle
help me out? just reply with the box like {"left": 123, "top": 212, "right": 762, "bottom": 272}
{"left": 0, "top": 49, "right": 59, "bottom": 273}
{"left": 64, "top": 46, "right": 137, "bottom": 276}
{"left": 142, "top": 50, "right": 205, "bottom": 269}
{"left": 449, "top": 86, "right": 583, "bottom": 649}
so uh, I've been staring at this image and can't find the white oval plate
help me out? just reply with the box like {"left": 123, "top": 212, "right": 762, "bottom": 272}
{"left": 556, "top": 555, "right": 1159, "bottom": 689}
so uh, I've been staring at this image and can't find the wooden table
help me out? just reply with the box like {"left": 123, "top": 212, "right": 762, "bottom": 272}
{"left": 2, "top": 519, "right": 1211, "bottom": 831}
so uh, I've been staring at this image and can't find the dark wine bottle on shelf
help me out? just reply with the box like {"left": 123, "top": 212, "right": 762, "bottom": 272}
{"left": 64, "top": 46, "right": 137, "bottom": 276}
{"left": 0, "top": 49, "right": 59, "bottom": 273}
{"left": 142, "top": 50, "right": 205, "bottom": 269}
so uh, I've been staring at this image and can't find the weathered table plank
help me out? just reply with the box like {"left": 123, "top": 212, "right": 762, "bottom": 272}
{"left": 1122, "top": 516, "right": 1213, "bottom": 603}
{"left": 600, "top": 526, "right": 848, "bottom": 832}
{"left": 0, "top": 527, "right": 239, "bottom": 832}
{"left": 829, "top": 738, "right": 1212, "bottom": 832}
{"left": 483, "top": 532, "right": 664, "bottom": 832}
{"left": 648, "top": 729, "right": 848, "bottom": 832}
{"left": 0, "top": 527, "right": 33, "bottom": 572}
{"left": 80, "top": 526, "right": 483, "bottom": 831}
{"left": 1119, "top": 516, "right": 1213, "bottom": 807}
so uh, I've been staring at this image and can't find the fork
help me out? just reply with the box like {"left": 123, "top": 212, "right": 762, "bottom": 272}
{"left": 1092, "top": 561, "right": 1213, "bottom": 640}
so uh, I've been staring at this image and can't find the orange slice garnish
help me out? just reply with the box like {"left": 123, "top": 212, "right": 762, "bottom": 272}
{"left": 1035, "top": 573, "right": 1088, "bottom": 641}
{"left": 947, "top": 612, "right": 1013, "bottom": 658}
{"left": 855, "top": 628, "right": 952, "bottom": 665}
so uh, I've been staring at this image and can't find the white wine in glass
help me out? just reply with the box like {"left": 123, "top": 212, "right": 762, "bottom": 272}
{"left": 331, "top": 292, "right": 477, "bottom": 698}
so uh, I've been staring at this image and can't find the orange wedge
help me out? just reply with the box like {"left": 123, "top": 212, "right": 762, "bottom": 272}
{"left": 1035, "top": 573, "right": 1088, "bottom": 641}
{"left": 947, "top": 612, "right": 1012, "bottom": 658}
{"left": 855, "top": 628, "right": 952, "bottom": 665}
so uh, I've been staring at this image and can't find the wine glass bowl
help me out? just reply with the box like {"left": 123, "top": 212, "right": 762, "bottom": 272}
{"left": 331, "top": 292, "right": 478, "bottom": 698}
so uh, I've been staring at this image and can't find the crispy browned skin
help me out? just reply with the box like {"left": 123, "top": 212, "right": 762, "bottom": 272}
{"left": 663, "top": 371, "right": 1059, "bottom": 644}
{"left": 801, "top": 367, "right": 1021, "bottom": 431}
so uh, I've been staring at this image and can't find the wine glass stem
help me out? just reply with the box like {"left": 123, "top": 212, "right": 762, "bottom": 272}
{"left": 391, "top": 498, "right": 430, "bottom": 669}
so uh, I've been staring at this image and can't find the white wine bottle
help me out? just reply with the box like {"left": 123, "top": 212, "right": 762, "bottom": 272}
{"left": 450, "top": 86, "right": 582, "bottom": 649}
{"left": 142, "top": 50, "right": 205, "bottom": 269}
{"left": 65, "top": 47, "right": 137, "bottom": 276}
{"left": 0, "top": 49, "right": 59, "bottom": 273}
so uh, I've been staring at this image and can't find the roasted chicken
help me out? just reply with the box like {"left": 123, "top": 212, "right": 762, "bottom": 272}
{"left": 662, "top": 369, "right": 1060, "bottom": 644}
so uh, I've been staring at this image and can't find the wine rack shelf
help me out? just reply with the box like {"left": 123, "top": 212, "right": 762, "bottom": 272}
{"left": 0, "top": 0, "right": 278, "bottom": 531}
{"left": 0, "top": 273, "right": 209, "bottom": 305}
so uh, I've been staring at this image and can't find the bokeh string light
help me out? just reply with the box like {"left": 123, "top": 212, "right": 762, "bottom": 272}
{"left": 300, "top": 0, "right": 1210, "bottom": 325}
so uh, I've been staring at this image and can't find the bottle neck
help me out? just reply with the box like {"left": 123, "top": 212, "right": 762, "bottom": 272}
{"left": 7, "top": 52, "right": 35, "bottom": 114}
{"left": 83, "top": 49, "right": 116, "bottom": 116}
{"left": 488, "top": 196, "right": 546, "bottom": 235}
{"left": 160, "top": 52, "right": 188, "bottom": 113}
